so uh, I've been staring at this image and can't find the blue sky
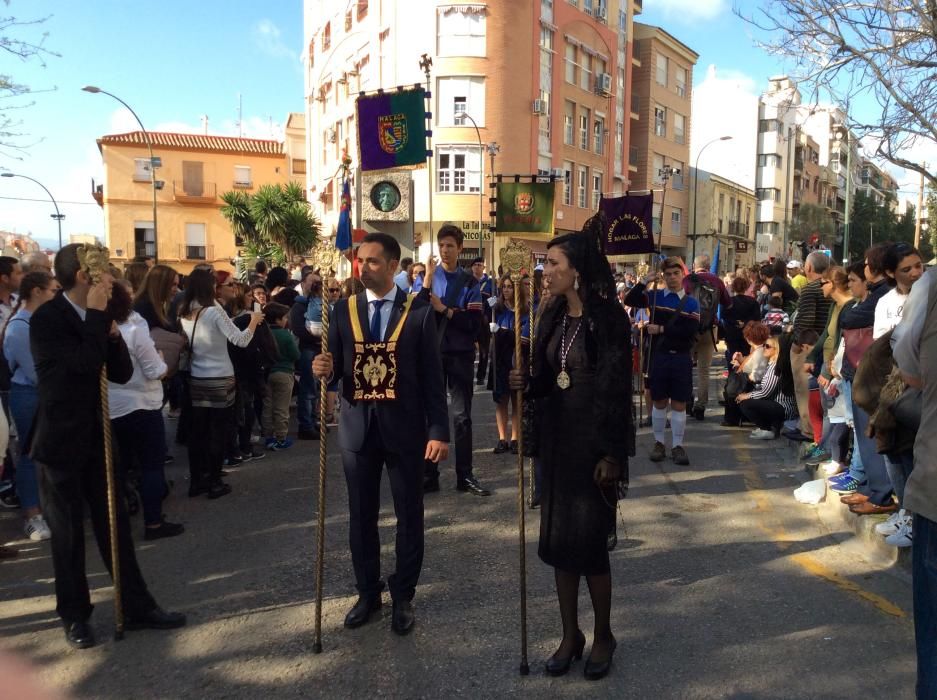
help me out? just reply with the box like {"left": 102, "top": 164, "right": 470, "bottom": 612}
{"left": 0, "top": 0, "right": 303, "bottom": 248}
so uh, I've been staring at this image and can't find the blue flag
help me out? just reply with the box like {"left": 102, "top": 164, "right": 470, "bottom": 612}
{"left": 710, "top": 240, "right": 720, "bottom": 275}
{"left": 336, "top": 177, "right": 352, "bottom": 252}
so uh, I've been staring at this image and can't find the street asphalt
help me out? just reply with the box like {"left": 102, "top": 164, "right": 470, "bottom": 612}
{"left": 0, "top": 364, "right": 917, "bottom": 699}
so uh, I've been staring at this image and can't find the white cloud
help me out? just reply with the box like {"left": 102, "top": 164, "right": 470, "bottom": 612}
{"left": 252, "top": 19, "right": 295, "bottom": 61}
{"left": 651, "top": 0, "right": 728, "bottom": 22}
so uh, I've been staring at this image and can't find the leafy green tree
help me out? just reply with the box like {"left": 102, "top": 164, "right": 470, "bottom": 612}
{"left": 220, "top": 182, "right": 319, "bottom": 263}
{"left": 787, "top": 203, "right": 835, "bottom": 248}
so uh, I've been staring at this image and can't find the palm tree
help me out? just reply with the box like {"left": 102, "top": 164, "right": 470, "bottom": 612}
{"left": 220, "top": 182, "right": 319, "bottom": 260}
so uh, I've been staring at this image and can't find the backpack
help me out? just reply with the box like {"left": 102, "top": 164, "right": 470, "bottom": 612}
{"left": 688, "top": 274, "right": 717, "bottom": 330}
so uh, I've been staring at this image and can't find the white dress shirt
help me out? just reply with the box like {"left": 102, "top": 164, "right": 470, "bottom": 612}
{"left": 365, "top": 286, "right": 400, "bottom": 341}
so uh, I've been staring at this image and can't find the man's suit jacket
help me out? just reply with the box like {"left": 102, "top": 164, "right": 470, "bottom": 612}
{"left": 29, "top": 292, "right": 133, "bottom": 466}
{"left": 330, "top": 288, "right": 449, "bottom": 455}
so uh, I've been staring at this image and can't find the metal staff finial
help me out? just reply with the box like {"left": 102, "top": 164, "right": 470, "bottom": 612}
{"left": 500, "top": 238, "right": 532, "bottom": 676}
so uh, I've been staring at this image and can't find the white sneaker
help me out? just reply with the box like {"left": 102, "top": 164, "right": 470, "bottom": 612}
{"left": 875, "top": 509, "right": 906, "bottom": 536}
{"left": 819, "top": 460, "right": 844, "bottom": 476}
{"left": 749, "top": 429, "right": 775, "bottom": 440}
{"left": 24, "top": 515, "right": 51, "bottom": 541}
{"left": 885, "top": 517, "right": 913, "bottom": 547}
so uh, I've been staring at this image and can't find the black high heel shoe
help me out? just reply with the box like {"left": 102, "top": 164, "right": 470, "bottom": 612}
{"left": 545, "top": 630, "right": 586, "bottom": 676}
{"left": 584, "top": 635, "right": 617, "bottom": 681}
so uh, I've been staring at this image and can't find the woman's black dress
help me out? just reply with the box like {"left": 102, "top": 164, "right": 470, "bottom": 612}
{"left": 537, "top": 317, "right": 616, "bottom": 576}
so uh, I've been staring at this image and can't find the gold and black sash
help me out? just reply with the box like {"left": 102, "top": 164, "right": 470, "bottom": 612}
{"left": 348, "top": 294, "right": 415, "bottom": 401}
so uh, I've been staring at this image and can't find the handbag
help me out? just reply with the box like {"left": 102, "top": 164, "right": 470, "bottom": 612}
{"left": 842, "top": 326, "right": 874, "bottom": 369}
{"left": 724, "top": 369, "right": 752, "bottom": 399}
{"left": 150, "top": 327, "right": 186, "bottom": 379}
{"left": 178, "top": 308, "right": 204, "bottom": 373}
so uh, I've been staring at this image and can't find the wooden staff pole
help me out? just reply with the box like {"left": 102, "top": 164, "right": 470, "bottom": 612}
{"left": 312, "top": 230, "right": 342, "bottom": 654}
{"left": 501, "top": 240, "right": 531, "bottom": 676}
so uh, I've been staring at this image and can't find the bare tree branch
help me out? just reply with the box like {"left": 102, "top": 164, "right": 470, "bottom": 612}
{"left": 738, "top": 0, "right": 937, "bottom": 185}
{"left": 0, "top": 5, "right": 59, "bottom": 153}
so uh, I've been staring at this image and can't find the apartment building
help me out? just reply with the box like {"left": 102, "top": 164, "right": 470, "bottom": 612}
{"left": 629, "top": 22, "right": 698, "bottom": 255}
{"left": 687, "top": 168, "right": 755, "bottom": 272}
{"left": 303, "top": 0, "right": 640, "bottom": 267}
{"left": 94, "top": 121, "right": 305, "bottom": 273}
{"left": 754, "top": 76, "right": 864, "bottom": 260}
{"left": 857, "top": 159, "right": 899, "bottom": 209}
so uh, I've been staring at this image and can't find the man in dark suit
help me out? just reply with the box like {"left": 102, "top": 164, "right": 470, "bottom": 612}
{"left": 313, "top": 232, "right": 449, "bottom": 636}
{"left": 31, "top": 244, "right": 185, "bottom": 649}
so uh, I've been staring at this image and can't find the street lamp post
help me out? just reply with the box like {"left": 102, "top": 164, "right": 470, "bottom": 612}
{"left": 834, "top": 125, "right": 852, "bottom": 265}
{"left": 691, "top": 135, "right": 732, "bottom": 262}
{"left": 1, "top": 173, "right": 65, "bottom": 250}
{"left": 82, "top": 86, "right": 160, "bottom": 262}
{"left": 456, "top": 112, "right": 485, "bottom": 258}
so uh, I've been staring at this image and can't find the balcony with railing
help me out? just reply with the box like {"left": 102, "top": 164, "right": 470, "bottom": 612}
{"left": 179, "top": 243, "right": 215, "bottom": 261}
{"left": 173, "top": 180, "right": 217, "bottom": 204}
{"left": 727, "top": 221, "right": 751, "bottom": 239}
{"left": 91, "top": 178, "right": 104, "bottom": 207}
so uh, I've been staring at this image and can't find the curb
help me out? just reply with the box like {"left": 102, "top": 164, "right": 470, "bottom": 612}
{"left": 800, "top": 452, "right": 912, "bottom": 576}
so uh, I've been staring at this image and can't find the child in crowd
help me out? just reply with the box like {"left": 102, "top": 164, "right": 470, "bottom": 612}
{"left": 262, "top": 303, "right": 299, "bottom": 451}
{"left": 763, "top": 296, "right": 790, "bottom": 329}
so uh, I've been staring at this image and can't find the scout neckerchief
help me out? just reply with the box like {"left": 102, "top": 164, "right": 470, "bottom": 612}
{"left": 348, "top": 293, "right": 415, "bottom": 401}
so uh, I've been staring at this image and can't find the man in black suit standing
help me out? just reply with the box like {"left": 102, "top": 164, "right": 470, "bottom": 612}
{"left": 31, "top": 244, "right": 185, "bottom": 649}
{"left": 313, "top": 232, "right": 449, "bottom": 636}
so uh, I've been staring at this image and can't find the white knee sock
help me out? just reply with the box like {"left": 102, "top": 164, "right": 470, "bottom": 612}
{"left": 671, "top": 410, "right": 687, "bottom": 448}
{"left": 652, "top": 406, "right": 667, "bottom": 444}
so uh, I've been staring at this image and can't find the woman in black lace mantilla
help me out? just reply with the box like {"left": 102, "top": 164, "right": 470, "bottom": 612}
{"left": 510, "top": 214, "right": 633, "bottom": 680}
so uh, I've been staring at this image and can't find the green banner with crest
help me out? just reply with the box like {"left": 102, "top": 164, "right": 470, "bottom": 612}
{"left": 495, "top": 181, "right": 555, "bottom": 234}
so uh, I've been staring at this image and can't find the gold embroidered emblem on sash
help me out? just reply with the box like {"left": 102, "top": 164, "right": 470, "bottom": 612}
{"left": 348, "top": 294, "right": 414, "bottom": 401}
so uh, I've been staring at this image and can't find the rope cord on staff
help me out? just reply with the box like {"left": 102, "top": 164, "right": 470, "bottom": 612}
{"left": 312, "top": 178, "right": 344, "bottom": 653}
{"left": 100, "top": 364, "right": 124, "bottom": 640}
{"left": 312, "top": 265, "right": 330, "bottom": 654}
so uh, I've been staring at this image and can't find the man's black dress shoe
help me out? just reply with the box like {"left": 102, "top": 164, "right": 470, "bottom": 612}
{"left": 583, "top": 636, "right": 617, "bottom": 681}
{"left": 344, "top": 595, "right": 381, "bottom": 629}
{"left": 456, "top": 476, "right": 491, "bottom": 497}
{"left": 423, "top": 476, "right": 440, "bottom": 494}
{"left": 391, "top": 600, "right": 415, "bottom": 636}
{"left": 64, "top": 621, "right": 95, "bottom": 649}
{"left": 125, "top": 606, "right": 187, "bottom": 630}
{"left": 545, "top": 630, "right": 585, "bottom": 676}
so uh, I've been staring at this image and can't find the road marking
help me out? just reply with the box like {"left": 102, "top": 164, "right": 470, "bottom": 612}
{"left": 730, "top": 431, "right": 907, "bottom": 619}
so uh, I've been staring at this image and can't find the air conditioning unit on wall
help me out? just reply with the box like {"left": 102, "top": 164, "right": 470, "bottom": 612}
{"left": 596, "top": 73, "right": 612, "bottom": 96}
{"left": 532, "top": 99, "right": 545, "bottom": 114}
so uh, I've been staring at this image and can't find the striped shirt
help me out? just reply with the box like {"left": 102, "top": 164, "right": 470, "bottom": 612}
{"left": 749, "top": 360, "right": 797, "bottom": 419}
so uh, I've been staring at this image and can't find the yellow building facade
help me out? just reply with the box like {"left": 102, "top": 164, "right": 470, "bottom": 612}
{"left": 94, "top": 127, "right": 306, "bottom": 273}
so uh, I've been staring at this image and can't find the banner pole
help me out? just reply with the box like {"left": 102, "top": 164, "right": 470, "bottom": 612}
{"left": 500, "top": 239, "right": 532, "bottom": 677}
{"left": 420, "top": 54, "right": 435, "bottom": 259}
{"left": 645, "top": 170, "right": 671, "bottom": 383}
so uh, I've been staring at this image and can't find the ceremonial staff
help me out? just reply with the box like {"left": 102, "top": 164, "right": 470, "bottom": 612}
{"left": 501, "top": 239, "right": 531, "bottom": 675}
{"left": 527, "top": 271, "right": 535, "bottom": 508}
{"left": 311, "top": 222, "right": 344, "bottom": 655}
{"left": 77, "top": 244, "right": 124, "bottom": 640}
{"left": 644, "top": 167, "right": 674, "bottom": 383}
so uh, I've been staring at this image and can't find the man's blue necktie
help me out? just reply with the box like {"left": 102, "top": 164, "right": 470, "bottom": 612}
{"left": 370, "top": 299, "right": 385, "bottom": 341}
